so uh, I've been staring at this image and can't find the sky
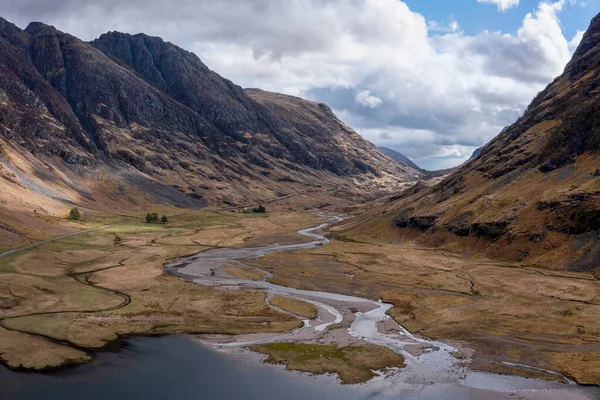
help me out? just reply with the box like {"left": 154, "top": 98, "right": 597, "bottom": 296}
{"left": 0, "top": 0, "right": 598, "bottom": 170}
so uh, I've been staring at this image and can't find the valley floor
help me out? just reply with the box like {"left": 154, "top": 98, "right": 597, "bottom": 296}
{"left": 247, "top": 228, "right": 600, "bottom": 385}
{"left": 0, "top": 204, "right": 599, "bottom": 389}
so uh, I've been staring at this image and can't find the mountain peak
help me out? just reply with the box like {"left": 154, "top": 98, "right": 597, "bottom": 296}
{"left": 24, "top": 21, "right": 60, "bottom": 35}
{"left": 565, "top": 12, "right": 600, "bottom": 73}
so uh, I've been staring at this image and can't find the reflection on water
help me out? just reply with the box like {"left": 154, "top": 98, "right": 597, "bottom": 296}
{"left": 0, "top": 335, "right": 598, "bottom": 400}
{"left": 0, "top": 336, "right": 356, "bottom": 400}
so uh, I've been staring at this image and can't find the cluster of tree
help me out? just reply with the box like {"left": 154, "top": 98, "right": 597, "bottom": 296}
{"left": 146, "top": 213, "right": 168, "bottom": 224}
{"left": 68, "top": 207, "right": 81, "bottom": 220}
{"left": 252, "top": 204, "right": 266, "bottom": 213}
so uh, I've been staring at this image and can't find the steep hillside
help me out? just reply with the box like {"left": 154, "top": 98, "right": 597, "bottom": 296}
{"left": 0, "top": 18, "right": 418, "bottom": 249}
{"left": 339, "top": 13, "right": 600, "bottom": 273}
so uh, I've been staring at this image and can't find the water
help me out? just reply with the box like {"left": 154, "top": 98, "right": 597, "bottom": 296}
{"left": 0, "top": 335, "right": 362, "bottom": 400}
{"left": 0, "top": 335, "right": 597, "bottom": 400}
{"left": 163, "top": 215, "right": 600, "bottom": 399}
{"left": 2, "top": 214, "right": 599, "bottom": 399}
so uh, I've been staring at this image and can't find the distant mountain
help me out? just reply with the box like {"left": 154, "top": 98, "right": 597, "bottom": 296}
{"left": 344, "top": 12, "right": 600, "bottom": 273}
{"left": 379, "top": 147, "right": 456, "bottom": 178}
{"left": 378, "top": 147, "right": 423, "bottom": 172}
{"left": 468, "top": 146, "right": 483, "bottom": 161}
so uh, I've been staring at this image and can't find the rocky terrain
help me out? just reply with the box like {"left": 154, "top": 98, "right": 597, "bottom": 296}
{"left": 339, "top": 13, "right": 600, "bottom": 273}
{"left": 0, "top": 17, "right": 418, "bottom": 250}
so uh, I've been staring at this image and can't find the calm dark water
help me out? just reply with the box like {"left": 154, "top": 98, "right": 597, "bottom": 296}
{"left": 0, "top": 336, "right": 366, "bottom": 400}
{"left": 1, "top": 336, "right": 599, "bottom": 400}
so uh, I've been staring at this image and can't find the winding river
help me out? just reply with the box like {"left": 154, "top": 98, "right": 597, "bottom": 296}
{"left": 164, "top": 214, "right": 600, "bottom": 400}
{"left": 1, "top": 214, "right": 599, "bottom": 399}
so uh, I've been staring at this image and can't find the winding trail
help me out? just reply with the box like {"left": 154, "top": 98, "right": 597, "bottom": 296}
{"left": 0, "top": 193, "right": 299, "bottom": 357}
{"left": 165, "top": 214, "right": 590, "bottom": 397}
{"left": 0, "top": 257, "right": 132, "bottom": 350}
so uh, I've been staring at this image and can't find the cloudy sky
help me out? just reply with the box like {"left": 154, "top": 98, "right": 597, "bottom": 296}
{"left": 1, "top": 0, "right": 598, "bottom": 169}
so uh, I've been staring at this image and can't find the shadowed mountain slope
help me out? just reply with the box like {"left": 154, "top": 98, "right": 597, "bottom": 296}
{"left": 0, "top": 18, "right": 420, "bottom": 248}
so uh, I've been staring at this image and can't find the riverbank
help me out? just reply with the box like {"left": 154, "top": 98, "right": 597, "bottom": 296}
{"left": 0, "top": 211, "right": 324, "bottom": 371}
{"left": 3, "top": 334, "right": 594, "bottom": 400}
{"left": 245, "top": 218, "right": 600, "bottom": 386}
{"left": 0, "top": 208, "right": 599, "bottom": 399}
{"left": 166, "top": 215, "right": 600, "bottom": 398}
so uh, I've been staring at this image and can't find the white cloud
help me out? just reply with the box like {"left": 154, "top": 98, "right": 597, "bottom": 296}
{"left": 477, "top": 0, "right": 520, "bottom": 12}
{"left": 428, "top": 18, "right": 460, "bottom": 33}
{"left": 0, "top": 0, "right": 580, "bottom": 169}
{"left": 569, "top": 29, "right": 585, "bottom": 51}
{"left": 355, "top": 90, "right": 383, "bottom": 108}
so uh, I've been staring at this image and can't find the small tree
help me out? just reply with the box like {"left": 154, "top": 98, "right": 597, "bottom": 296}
{"left": 68, "top": 207, "right": 81, "bottom": 220}
{"left": 252, "top": 204, "right": 266, "bottom": 213}
{"left": 114, "top": 235, "right": 122, "bottom": 245}
{"left": 145, "top": 213, "right": 159, "bottom": 223}
{"left": 160, "top": 215, "right": 168, "bottom": 224}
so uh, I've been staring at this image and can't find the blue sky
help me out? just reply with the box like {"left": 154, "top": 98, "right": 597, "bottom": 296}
{"left": 405, "top": 0, "right": 598, "bottom": 38}
{"left": 1, "top": 0, "right": 598, "bottom": 170}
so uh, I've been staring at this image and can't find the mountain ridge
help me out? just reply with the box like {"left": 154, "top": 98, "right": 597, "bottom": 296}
{"left": 0, "top": 17, "right": 419, "bottom": 249}
{"left": 378, "top": 146, "right": 456, "bottom": 178}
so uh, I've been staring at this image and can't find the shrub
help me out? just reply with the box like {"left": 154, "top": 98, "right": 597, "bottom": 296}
{"left": 253, "top": 204, "right": 266, "bottom": 213}
{"left": 68, "top": 207, "right": 81, "bottom": 221}
{"left": 145, "top": 212, "right": 159, "bottom": 223}
{"left": 114, "top": 235, "right": 122, "bottom": 245}
{"left": 160, "top": 215, "right": 168, "bottom": 224}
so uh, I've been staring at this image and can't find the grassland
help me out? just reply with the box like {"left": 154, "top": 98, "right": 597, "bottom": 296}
{"left": 0, "top": 210, "right": 324, "bottom": 370}
{"left": 245, "top": 237, "right": 600, "bottom": 385}
{"left": 250, "top": 342, "right": 405, "bottom": 384}
{"left": 269, "top": 295, "right": 318, "bottom": 319}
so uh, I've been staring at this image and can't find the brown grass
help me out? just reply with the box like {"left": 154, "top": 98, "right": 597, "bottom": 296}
{"left": 0, "top": 211, "right": 322, "bottom": 370}
{"left": 225, "top": 265, "right": 267, "bottom": 281}
{"left": 270, "top": 295, "right": 318, "bottom": 319}
{"left": 245, "top": 238, "right": 600, "bottom": 385}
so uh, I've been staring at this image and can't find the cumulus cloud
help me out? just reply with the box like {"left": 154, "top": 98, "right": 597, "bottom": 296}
{"left": 356, "top": 90, "right": 383, "bottom": 108}
{"left": 477, "top": 0, "right": 520, "bottom": 12}
{"left": 0, "top": 0, "right": 581, "bottom": 170}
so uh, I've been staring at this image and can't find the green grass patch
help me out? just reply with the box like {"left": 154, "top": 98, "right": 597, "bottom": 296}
{"left": 258, "top": 343, "right": 344, "bottom": 361}
{"left": 0, "top": 253, "right": 19, "bottom": 273}
{"left": 175, "top": 212, "right": 242, "bottom": 230}
{"left": 251, "top": 342, "right": 405, "bottom": 384}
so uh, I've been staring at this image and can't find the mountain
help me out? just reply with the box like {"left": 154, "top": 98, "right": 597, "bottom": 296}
{"left": 468, "top": 146, "right": 483, "bottom": 161}
{"left": 340, "top": 13, "right": 600, "bottom": 273}
{"left": 378, "top": 147, "right": 422, "bottom": 172}
{"left": 379, "top": 146, "right": 456, "bottom": 178}
{"left": 0, "top": 18, "right": 420, "bottom": 245}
